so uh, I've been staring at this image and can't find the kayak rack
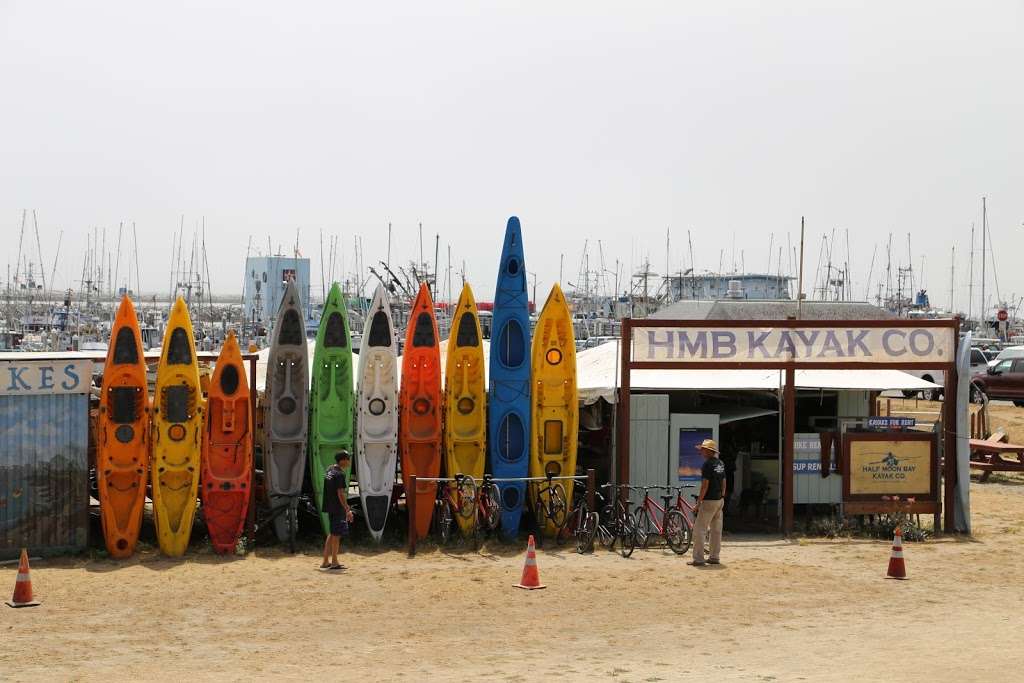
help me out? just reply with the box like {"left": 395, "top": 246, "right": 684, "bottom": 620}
{"left": 406, "top": 470, "right": 596, "bottom": 557}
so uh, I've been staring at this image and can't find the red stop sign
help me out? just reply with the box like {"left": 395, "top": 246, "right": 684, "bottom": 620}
{"left": 998, "top": 309, "right": 1008, "bottom": 321}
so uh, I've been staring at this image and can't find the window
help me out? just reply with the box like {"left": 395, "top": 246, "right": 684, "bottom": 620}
{"left": 1012, "top": 359, "right": 1024, "bottom": 374}
{"left": 994, "top": 359, "right": 1013, "bottom": 375}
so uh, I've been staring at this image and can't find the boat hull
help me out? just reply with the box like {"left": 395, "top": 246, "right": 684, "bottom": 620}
{"left": 265, "top": 280, "right": 309, "bottom": 543}
{"left": 356, "top": 286, "right": 399, "bottom": 542}
{"left": 529, "top": 284, "right": 578, "bottom": 535}
{"left": 444, "top": 283, "right": 486, "bottom": 535}
{"left": 96, "top": 296, "right": 149, "bottom": 558}
{"left": 201, "top": 332, "right": 253, "bottom": 554}
{"left": 488, "top": 217, "right": 531, "bottom": 538}
{"left": 309, "top": 283, "right": 354, "bottom": 535}
{"left": 400, "top": 283, "right": 442, "bottom": 540}
{"left": 152, "top": 298, "right": 204, "bottom": 557}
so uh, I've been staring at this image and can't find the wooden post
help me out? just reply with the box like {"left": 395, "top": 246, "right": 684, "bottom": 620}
{"left": 246, "top": 355, "right": 257, "bottom": 547}
{"left": 586, "top": 468, "right": 596, "bottom": 514}
{"left": 942, "top": 321, "right": 960, "bottom": 533}
{"left": 783, "top": 367, "right": 796, "bottom": 534}
{"left": 407, "top": 475, "right": 417, "bottom": 557}
{"left": 616, "top": 319, "right": 632, "bottom": 499}
{"left": 970, "top": 412, "right": 976, "bottom": 440}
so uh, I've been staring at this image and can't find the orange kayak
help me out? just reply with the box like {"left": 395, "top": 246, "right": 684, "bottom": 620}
{"left": 96, "top": 296, "right": 149, "bottom": 558}
{"left": 400, "top": 282, "right": 442, "bottom": 539}
{"left": 201, "top": 331, "right": 253, "bottom": 554}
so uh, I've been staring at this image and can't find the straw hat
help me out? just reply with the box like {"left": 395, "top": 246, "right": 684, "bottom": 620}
{"left": 696, "top": 438, "right": 720, "bottom": 454}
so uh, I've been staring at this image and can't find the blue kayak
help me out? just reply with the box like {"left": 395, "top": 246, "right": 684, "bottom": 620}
{"left": 488, "top": 216, "right": 532, "bottom": 539}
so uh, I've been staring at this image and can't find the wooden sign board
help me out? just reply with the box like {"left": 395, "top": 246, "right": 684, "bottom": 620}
{"left": 842, "top": 432, "right": 938, "bottom": 514}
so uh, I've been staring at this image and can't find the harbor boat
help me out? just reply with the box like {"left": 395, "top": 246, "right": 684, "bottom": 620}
{"left": 488, "top": 216, "right": 531, "bottom": 538}
{"left": 529, "top": 283, "right": 578, "bottom": 534}
{"left": 201, "top": 331, "right": 252, "bottom": 554}
{"left": 444, "top": 282, "right": 486, "bottom": 535}
{"left": 152, "top": 297, "right": 204, "bottom": 556}
{"left": 309, "top": 282, "right": 354, "bottom": 535}
{"left": 264, "top": 279, "right": 310, "bottom": 543}
{"left": 356, "top": 284, "right": 399, "bottom": 541}
{"left": 96, "top": 295, "right": 149, "bottom": 558}
{"left": 400, "top": 282, "right": 442, "bottom": 540}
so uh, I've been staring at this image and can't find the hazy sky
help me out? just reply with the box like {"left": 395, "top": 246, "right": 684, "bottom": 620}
{"left": 2, "top": 1, "right": 1022, "bottom": 314}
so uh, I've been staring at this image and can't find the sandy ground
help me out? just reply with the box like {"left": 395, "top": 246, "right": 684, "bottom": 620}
{"left": 3, "top": 402, "right": 1024, "bottom": 682}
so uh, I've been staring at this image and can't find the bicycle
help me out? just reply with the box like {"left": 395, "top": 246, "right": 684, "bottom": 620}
{"left": 531, "top": 471, "right": 569, "bottom": 534}
{"left": 433, "top": 474, "right": 477, "bottom": 544}
{"left": 473, "top": 474, "right": 502, "bottom": 545}
{"left": 557, "top": 482, "right": 598, "bottom": 553}
{"left": 591, "top": 483, "right": 636, "bottom": 557}
{"left": 631, "top": 485, "right": 691, "bottom": 555}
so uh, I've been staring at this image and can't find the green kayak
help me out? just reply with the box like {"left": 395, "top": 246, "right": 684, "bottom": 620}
{"left": 309, "top": 282, "right": 355, "bottom": 534}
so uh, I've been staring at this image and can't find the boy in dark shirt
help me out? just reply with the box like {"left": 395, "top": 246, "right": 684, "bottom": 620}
{"left": 690, "top": 438, "right": 727, "bottom": 566}
{"left": 320, "top": 450, "right": 353, "bottom": 571}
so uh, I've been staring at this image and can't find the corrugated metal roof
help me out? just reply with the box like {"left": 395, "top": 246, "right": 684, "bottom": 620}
{"left": 652, "top": 300, "right": 896, "bottom": 321}
{"left": 0, "top": 394, "right": 89, "bottom": 558}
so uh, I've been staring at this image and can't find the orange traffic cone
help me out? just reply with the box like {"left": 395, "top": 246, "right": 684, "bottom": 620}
{"left": 514, "top": 535, "right": 546, "bottom": 590}
{"left": 6, "top": 548, "right": 40, "bottom": 608}
{"left": 886, "top": 528, "right": 907, "bottom": 580}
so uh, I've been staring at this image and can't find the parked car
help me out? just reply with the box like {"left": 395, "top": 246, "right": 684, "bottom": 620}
{"left": 903, "top": 347, "right": 990, "bottom": 401}
{"left": 971, "top": 356, "right": 1024, "bottom": 406}
{"left": 986, "top": 345, "right": 1024, "bottom": 368}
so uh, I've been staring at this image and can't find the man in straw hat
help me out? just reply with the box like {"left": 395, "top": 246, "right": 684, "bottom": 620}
{"left": 689, "top": 438, "right": 727, "bottom": 566}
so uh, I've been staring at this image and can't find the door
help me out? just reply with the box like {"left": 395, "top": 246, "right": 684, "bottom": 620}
{"left": 985, "top": 358, "right": 1014, "bottom": 399}
{"left": 1009, "top": 359, "right": 1024, "bottom": 400}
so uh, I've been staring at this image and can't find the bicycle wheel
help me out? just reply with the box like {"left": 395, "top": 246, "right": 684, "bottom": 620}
{"left": 456, "top": 478, "right": 477, "bottom": 519}
{"left": 556, "top": 506, "right": 578, "bottom": 546}
{"left": 550, "top": 483, "right": 569, "bottom": 529}
{"left": 633, "top": 508, "right": 654, "bottom": 549}
{"left": 664, "top": 509, "right": 691, "bottom": 555}
{"left": 576, "top": 511, "right": 598, "bottom": 554}
{"left": 436, "top": 499, "right": 454, "bottom": 544}
{"left": 617, "top": 509, "right": 636, "bottom": 558}
{"left": 483, "top": 484, "right": 502, "bottom": 531}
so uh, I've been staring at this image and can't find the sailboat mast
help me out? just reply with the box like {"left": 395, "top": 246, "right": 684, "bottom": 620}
{"left": 967, "top": 223, "right": 974, "bottom": 324}
{"left": 981, "top": 196, "right": 987, "bottom": 320}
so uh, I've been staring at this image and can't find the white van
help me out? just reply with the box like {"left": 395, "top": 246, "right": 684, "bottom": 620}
{"left": 904, "top": 346, "right": 991, "bottom": 400}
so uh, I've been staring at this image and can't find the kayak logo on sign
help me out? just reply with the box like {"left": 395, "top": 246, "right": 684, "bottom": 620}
{"left": 2, "top": 362, "right": 87, "bottom": 396}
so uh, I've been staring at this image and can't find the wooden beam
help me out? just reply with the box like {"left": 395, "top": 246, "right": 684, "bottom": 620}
{"left": 943, "top": 325, "right": 960, "bottom": 533}
{"left": 616, "top": 319, "right": 632, "bottom": 494}
{"left": 783, "top": 367, "right": 795, "bottom": 534}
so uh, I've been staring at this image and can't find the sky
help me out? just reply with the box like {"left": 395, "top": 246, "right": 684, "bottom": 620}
{"left": 2, "top": 1, "right": 1022, "bottom": 314}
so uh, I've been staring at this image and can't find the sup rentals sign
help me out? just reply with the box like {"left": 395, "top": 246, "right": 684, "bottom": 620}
{"left": 631, "top": 324, "right": 955, "bottom": 366}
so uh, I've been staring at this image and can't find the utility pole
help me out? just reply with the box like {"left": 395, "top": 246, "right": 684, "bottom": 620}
{"left": 949, "top": 245, "right": 956, "bottom": 313}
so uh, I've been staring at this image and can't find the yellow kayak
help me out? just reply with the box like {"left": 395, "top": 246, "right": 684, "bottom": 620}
{"left": 151, "top": 297, "right": 204, "bottom": 556}
{"left": 529, "top": 283, "right": 578, "bottom": 535}
{"left": 444, "top": 283, "right": 487, "bottom": 535}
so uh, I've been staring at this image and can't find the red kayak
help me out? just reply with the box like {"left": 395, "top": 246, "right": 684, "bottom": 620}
{"left": 201, "top": 331, "right": 253, "bottom": 553}
{"left": 400, "top": 283, "right": 442, "bottom": 539}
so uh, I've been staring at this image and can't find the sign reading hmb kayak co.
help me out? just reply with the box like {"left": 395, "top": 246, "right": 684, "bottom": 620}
{"left": 0, "top": 360, "right": 92, "bottom": 396}
{"left": 631, "top": 325, "right": 955, "bottom": 366}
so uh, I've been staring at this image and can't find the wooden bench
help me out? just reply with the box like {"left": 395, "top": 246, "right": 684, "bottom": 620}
{"left": 969, "top": 438, "right": 1024, "bottom": 481}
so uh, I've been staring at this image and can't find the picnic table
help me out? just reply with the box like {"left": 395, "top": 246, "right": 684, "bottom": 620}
{"left": 969, "top": 438, "right": 1024, "bottom": 481}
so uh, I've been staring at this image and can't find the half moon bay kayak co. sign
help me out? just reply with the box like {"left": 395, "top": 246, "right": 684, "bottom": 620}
{"left": 631, "top": 324, "right": 955, "bottom": 366}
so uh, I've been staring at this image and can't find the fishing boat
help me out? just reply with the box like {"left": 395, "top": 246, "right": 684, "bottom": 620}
{"left": 201, "top": 331, "right": 252, "bottom": 554}
{"left": 152, "top": 297, "right": 204, "bottom": 556}
{"left": 529, "top": 283, "right": 578, "bottom": 534}
{"left": 309, "top": 282, "right": 354, "bottom": 535}
{"left": 444, "top": 282, "right": 486, "bottom": 535}
{"left": 356, "top": 284, "right": 399, "bottom": 541}
{"left": 400, "top": 282, "right": 442, "bottom": 539}
{"left": 96, "top": 295, "right": 149, "bottom": 557}
{"left": 488, "top": 216, "right": 531, "bottom": 538}
{"left": 264, "top": 279, "right": 309, "bottom": 544}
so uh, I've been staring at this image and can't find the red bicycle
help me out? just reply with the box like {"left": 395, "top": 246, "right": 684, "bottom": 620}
{"left": 631, "top": 485, "right": 697, "bottom": 554}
